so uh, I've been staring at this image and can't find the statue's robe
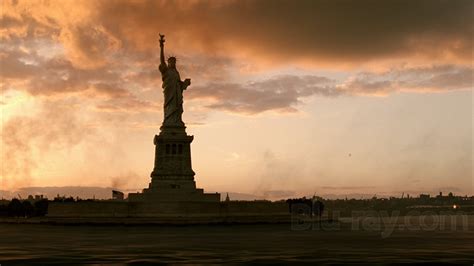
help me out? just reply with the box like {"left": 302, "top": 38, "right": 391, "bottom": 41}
{"left": 159, "top": 63, "right": 188, "bottom": 127}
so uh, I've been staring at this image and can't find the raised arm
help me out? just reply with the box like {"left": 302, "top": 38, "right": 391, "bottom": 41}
{"left": 159, "top": 34, "right": 167, "bottom": 71}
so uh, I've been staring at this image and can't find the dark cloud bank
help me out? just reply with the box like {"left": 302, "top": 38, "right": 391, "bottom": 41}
{"left": 92, "top": 0, "right": 472, "bottom": 63}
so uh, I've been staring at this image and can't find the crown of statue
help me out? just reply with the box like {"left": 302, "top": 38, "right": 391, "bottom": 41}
{"left": 167, "top": 56, "right": 177, "bottom": 62}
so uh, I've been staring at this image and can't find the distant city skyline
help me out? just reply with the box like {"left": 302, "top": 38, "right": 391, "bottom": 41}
{"left": 1, "top": 0, "right": 472, "bottom": 197}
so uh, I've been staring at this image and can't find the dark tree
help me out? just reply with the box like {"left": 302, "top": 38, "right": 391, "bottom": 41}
{"left": 0, "top": 204, "right": 8, "bottom": 216}
{"left": 34, "top": 199, "right": 49, "bottom": 216}
{"left": 22, "top": 201, "right": 35, "bottom": 217}
{"left": 7, "top": 199, "right": 24, "bottom": 217}
{"left": 64, "top": 197, "right": 75, "bottom": 202}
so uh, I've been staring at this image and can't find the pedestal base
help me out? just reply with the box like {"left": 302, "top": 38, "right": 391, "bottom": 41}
{"left": 129, "top": 124, "right": 219, "bottom": 203}
{"left": 128, "top": 189, "right": 220, "bottom": 202}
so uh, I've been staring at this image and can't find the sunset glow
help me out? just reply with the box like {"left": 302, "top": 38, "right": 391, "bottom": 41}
{"left": 1, "top": 0, "right": 472, "bottom": 199}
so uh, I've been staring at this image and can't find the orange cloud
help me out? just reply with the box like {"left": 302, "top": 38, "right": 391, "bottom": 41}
{"left": 4, "top": 0, "right": 471, "bottom": 70}
{"left": 58, "top": 24, "right": 121, "bottom": 69}
{"left": 87, "top": 0, "right": 472, "bottom": 66}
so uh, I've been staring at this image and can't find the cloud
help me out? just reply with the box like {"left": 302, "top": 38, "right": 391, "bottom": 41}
{"left": 188, "top": 75, "right": 336, "bottom": 114}
{"left": 85, "top": 0, "right": 472, "bottom": 65}
{"left": 110, "top": 172, "right": 141, "bottom": 190}
{"left": 2, "top": 0, "right": 471, "bottom": 116}
{"left": 0, "top": 46, "right": 160, "bottom": 113}
{"left": 0, "top": 49, "right": 37, "bottom": 79}
{"left": 58, "top": 23, "right": 121, "bottom": 69}
{"left": 1, "top": 100, "right": 94, "bottom": 189}
{"left": 187, "top": 65, "right": 472, "bottom": 114}
{"left": 1, "top": 48, "right": 118, "bottom": 95}
{"left": 89, "top": 83, "right": 130, "bottom": 99}
{"left": 341, "top": 65, "right": 472, "bottom": 96}
{"left": 253, "top": 150, "right": 304, "bottom": 195}
{"left": 95, "top": 97, "right": 160, "bottom": 113}
{"left": 4, "top": 0, "right": 471, "bottom": 70}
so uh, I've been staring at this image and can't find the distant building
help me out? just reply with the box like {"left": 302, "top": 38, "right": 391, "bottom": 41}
{"left": 112, "top": 190, "right": 124, "bottom": 200}
{"left": 34, "top": 195, "right": 44, "bottom": 201}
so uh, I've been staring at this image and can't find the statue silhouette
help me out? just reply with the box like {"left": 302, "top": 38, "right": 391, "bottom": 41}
{"left": 158, "top": 34, "right": 191, "bottom": 127}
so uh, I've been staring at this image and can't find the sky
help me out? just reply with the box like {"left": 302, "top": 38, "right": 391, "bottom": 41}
{"left": 1, "top": 0, "right": 472, "bottom": 199}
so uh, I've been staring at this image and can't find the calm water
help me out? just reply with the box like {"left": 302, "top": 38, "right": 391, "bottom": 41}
{"left": 1, "top": 217, "right": 473, "bottom": 264}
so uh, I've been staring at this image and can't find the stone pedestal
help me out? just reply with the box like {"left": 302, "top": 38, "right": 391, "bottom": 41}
{"left": 128, "top": 124, "right": 220, "bottom": 203}
{"left": 148, "top": 125, "right": 196, "bottom": 191}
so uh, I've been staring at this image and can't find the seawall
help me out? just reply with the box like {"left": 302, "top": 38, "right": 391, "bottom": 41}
{"left": 44, "top": 200, "right": 291, "bottom": 224}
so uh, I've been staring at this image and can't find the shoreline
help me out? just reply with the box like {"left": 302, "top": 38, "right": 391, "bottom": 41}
{"left": 0, "top": 215, "right": 288, "bottom": 225}
{"left": 0, "top": 215, "right": 342, "bottom": 226}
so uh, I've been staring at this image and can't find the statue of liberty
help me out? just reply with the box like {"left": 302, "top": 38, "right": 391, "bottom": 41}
{"left": 158, "top": 34, "right": 191, "bottom": 127}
